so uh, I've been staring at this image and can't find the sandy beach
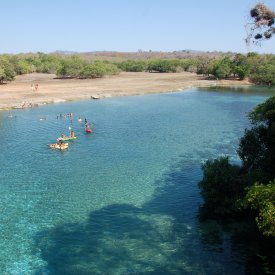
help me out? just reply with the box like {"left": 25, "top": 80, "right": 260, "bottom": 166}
{"left": 0, "top": 72, "right": 250, "bottom": 110}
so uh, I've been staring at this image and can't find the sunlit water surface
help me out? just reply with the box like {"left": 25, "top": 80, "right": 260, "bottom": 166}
{"left": 0, "top": 87, "right": 274, "bottom": 274}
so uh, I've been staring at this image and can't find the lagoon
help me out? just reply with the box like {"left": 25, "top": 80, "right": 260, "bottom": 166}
{"left": 0, "top": 88, "right": 273, "bottom": 274}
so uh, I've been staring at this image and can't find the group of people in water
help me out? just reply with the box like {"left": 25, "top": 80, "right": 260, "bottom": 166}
{"left": 49, "top": 112, "right": 92, "bottom": 150}
{"left": 57, "top": 112, "right": 73, "bottom": 119}
{"left": 59, "top": 129, "right": 75, "bottom": 139}
{"left": 49, "top": 140, "right": 68, "bottom": 150}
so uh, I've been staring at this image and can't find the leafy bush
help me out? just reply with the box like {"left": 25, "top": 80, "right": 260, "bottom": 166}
{"left": 199, "top": 157, "right": 244, "bottom": 215}
{"left": 147, "top": 59, "right": 179, "bottom": 73}
{"left": 250, "top": 63, "right": 275, "bottom": 86}
{"left": 56, "top": 56, "right": 85, "bottom": 77}
{"left": 117, "top": 60, "right": 146, "bottom": 72}
{"left": 242, "top": 181, "right": 275, "bottom": 237}
{"left": 238, "top": 96, "right": 275, "bottom": 183}
{"left": 210, "top": 56, "right": 233, "bottom": 79}
{"left": 0, "top": 56, "right": 16, "bottom": 83}
{"left": 79, "top": 62, "right": 119, "bottom": 78}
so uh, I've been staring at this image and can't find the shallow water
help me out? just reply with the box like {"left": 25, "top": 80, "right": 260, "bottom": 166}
{"left": 0, "top": 88, "right": 274, "bottom": 274}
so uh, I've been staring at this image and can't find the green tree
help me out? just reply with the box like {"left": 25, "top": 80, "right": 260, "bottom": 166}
{"left": 17, "top": 60, "right": 32, "bottom": 74}
{"left": 238, "top": 96, "right": 275, "bottom": 183}
{"left": 0, "top": 66, "right": 6, "bottom": 83}
{"left": 249, "top": 95, "right": 275, "bottom": 126}
{"left": 249, "top": 63, "right": 275, "bottom": 86}
{"left": 242, "top": 181, "right": 275, "bottom": 237}
{"left": 210, "top": 56, "right": 232, "bottom": 79}
{"left": 79, "top": 62, "right": 119, "bottom": 78}
{"left": 118, "top": 60, "right": 146, "bottom": 72}
{"left": 79, "top": 63, "right": 106, "bottom": 78}
{"left": 180, "top": 59, "right": 197, "bottom": 72}
{"left": 231, "top": 54, "right": 249, "bottom": 80}
{"left": 0, "top": 57, "right": 16, "bottom": 82}
{"left": 196, "top": 56, "right": 213, "bottom": 76}
{"left": 147, "top": 60, "right": 178, "bottom": 73}
{"left": 56, "top": 55, "right": 85, "bottom": 77}
{"left": 199, "top": 157, "right": 244, "bottom": 215}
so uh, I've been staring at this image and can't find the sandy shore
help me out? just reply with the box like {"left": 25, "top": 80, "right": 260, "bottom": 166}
{"left": 0, "top": 72, "right": 250, "bottom": 110}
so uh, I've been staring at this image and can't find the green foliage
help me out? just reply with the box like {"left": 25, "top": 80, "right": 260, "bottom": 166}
{"left": 249, "top": 96, "right": 275, "bottom": 126}
{"left": 0, "top": 56, "right": 16, "bottom": 82}
{"left": 194, "top": 52, "right": 275, "bottom": 85}
{"left": 35, "top": 53, "right": 62, "bottom": 73}
{"left": 17, "top": 60, "right": 32, "bottom": 74}
{"left": 0, "top": 66, "right": 6, "bottom": 83}
{"left": 117, "top": 60, "right": 147, "bottom": 72}
{"left": 237, "top": 126, "right": 270, "bottom": 177}
{"left": 97, "top": 61, "right": 119, "bottom": 75}
{"left": 79, "top": 62, "right": 119, "bottom": 79}
{"left": 250, "top": 63, "right": 275, "bottom": 86}
{"left": 196, "top": 57, "right": 213, "bottom": 76}
{"left": 210, "top": 56, "right": 233, "bottom": 79}
{"left": 247, "top": 52, "right": 259, "bottom": 58}
{"left": 177, "top": 59, "right": 197, "bottom": 73}
{"left": 199, "top": 95, "right": 275, "bottom": 238}
{"left": 147, "top": 59, "right": 179, "bottom": 73}
{"left": 246, "top": 54, "right": 275, "bottom": 86}
{"left": 242, "top": 181, "right": 275, "bottom": 237}
{"left": 238, "top": 96, "right": 275, "bottom": 183}
{"left": 231, "top": 54, "right": 249, "bottom": 80}
{"left": 232, "top": 66, "right": 247, "bottom": 80}
{"left": 80, "top": 63, "right": 105, "bottom": 78}
{"left": 1, "top": 51, "right": 275, "bottom": 86}
{"left": 199, "top": 157, "right": 244, "bottom": 215}
{"left": 56, "top": 55, "right": 85, "bottom": 77}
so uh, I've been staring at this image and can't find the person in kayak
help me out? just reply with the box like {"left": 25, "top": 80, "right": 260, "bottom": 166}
{"left": 85, "top": 124, "right": 92, "bottom": 133}
{"left": 70, "top": 131, "right": 75, "bottom": 138}
{"left": 57, "top": 140, "right": 63, "bottom": 148}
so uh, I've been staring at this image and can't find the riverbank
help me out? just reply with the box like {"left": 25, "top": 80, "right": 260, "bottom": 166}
{"left": 0, "top": 72, "right": 251, "bottom": 110}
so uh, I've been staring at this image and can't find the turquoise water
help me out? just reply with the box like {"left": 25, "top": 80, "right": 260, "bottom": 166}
{"left": 0, "top": 88, "right": 274, "bottom": 274}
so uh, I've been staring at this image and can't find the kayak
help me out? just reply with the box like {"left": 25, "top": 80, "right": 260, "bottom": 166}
{"left": 48, "top": 143, "right": 69, "bottom": 150}
{"left": 58, "top": 136, "right": 77, "bottom": 141}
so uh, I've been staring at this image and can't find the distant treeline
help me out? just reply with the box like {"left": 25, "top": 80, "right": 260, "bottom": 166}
{"left": 1, "top": 52, "right": 275, "bottom": 86}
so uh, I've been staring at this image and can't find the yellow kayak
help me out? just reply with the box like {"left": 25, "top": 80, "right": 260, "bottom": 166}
{"left": 48, "top": 143, "right": 69, "bottom": 150}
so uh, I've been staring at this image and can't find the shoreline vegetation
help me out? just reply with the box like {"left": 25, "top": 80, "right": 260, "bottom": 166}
{"left": 199, "top": 95, "right": 275, "bottom": 241}
{"left": 0, "top": 71, "right": 251, "bottom": 111}
{"left": 1, "top": 50, "right": 274, "bottom": 110}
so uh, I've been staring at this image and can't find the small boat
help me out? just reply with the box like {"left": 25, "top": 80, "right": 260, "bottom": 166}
{"left": 48, "top": 143, "right": 69, "bottom": 150}
{"left": 91, "top": 95, "right": 100, "bottom": 100}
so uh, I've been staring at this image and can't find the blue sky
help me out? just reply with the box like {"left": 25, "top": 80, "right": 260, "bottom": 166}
{"left": 1, "top": 0, "right": 274, "bottom": 54}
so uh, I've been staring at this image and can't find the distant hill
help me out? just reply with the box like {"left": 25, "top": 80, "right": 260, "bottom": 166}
{"left": 49, "top": 50, "right": 236, "bottom": 61}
